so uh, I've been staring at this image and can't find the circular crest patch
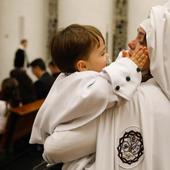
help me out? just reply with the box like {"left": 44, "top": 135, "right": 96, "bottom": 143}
{"left": 117, "top": 127, "right": 144, "bottom": 168}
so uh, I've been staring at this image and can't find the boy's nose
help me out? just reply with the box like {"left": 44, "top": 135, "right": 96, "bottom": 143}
{"left": 128, "top": 39, "right": 137, "bottom": 50}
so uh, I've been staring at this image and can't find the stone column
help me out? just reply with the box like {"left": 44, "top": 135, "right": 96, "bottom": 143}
{"left": 112, "top": 0, "right": 128, "bottom": 59}
{"left": 47, "top": 0, "right": 58, "bottom": 54}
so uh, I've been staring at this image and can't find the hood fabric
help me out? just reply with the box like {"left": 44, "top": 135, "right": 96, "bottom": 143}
{"left": 140, "top": 2, "right": 170, "bottom": 100}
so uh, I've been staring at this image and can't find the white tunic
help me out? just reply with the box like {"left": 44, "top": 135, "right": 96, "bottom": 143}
{"left": 94, "top": 79, "right": 170, "bottom": 170}
{"left": 51, "top": 78, "right": 170, "bottom": 170}
{"left": 29, "top": 57, "right": 141, "bottom": 150}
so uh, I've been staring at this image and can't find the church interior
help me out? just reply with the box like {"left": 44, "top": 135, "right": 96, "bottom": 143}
{"left": 0, "top": 0, "right": 167, "bottom": 169}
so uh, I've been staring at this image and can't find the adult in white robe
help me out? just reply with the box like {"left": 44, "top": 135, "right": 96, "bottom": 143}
{"left": 43, "top": 2, "right": 170, "bottom": 170}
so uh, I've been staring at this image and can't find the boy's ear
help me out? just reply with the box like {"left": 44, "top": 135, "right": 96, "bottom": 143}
{"left": 76, "top": 60, "right": 88, "bottom": 72}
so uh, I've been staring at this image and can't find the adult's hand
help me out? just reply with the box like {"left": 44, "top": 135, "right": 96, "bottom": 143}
{"left": 122, "top": 47, "right": 149, "bottom": 70}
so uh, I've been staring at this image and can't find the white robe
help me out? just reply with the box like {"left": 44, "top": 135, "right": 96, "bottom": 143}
{"left": 94, "top": 79, "right": 170, "bottom": 170}
{"left": 59, "top": 79, "right": 170, "bottom": 170}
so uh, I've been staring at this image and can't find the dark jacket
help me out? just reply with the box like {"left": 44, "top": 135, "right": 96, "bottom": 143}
{"left": 14, "top": 49, "right": 25, "bottom": 68}
{"left": 34, "top": 72, "right": 55, "bottom": 99}
{"left": 10, "top": 68, "right": 36, "bottom": 104}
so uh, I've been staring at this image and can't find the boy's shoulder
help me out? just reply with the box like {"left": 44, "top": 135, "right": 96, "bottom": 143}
{"left": 53, "top": 71, "right": 100, "bottom": 91}
{"left": 58, "top": 71, "right": 99, "bottom": 81}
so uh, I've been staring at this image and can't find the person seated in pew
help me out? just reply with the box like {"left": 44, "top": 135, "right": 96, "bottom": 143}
{"left": 10, "top": 68, "right": 36, "bottom": 104}
{"left": 0, "top": 78, "right": 21, "bottom": 108}
{"left": 0, "top": 78, "right": 21, "bottom": 134}
{"left": 29, "top": 58, "right": 55, "bottom": 99}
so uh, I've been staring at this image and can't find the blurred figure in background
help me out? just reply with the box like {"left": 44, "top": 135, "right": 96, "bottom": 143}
{"left": 0, "top": 78, "right": 21, "bottom": 108}
{"left": 10, "top": 69, "right": 36, "bottom": 104}
{"left": 29, "top": 58, "right": 55, "bottom": 99}
{"left": 48, "top": 61, "right": 61, "bottom": 79}
{"left": 14, "top": 39, "right": 29, "bottom": 69}
{"left": 0, "top": 78, "right": 21, "bottom": 133}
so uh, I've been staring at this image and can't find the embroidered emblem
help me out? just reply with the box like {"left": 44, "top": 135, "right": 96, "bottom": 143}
{"left": 117, "top": 130, "right": 144, "bottom": 165}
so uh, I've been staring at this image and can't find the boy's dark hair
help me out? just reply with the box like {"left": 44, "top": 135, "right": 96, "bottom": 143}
{"left": 50, "top": 24, "right": 105, "bottom": 73}
{"left": 29, "top": 58, "right": 46, "bottom": 70}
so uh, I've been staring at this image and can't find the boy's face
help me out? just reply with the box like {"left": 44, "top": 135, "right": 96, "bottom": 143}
{"left": 85, "top": 37, "right": 107, "bottom": 72}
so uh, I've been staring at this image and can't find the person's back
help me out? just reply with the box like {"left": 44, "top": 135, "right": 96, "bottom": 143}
{"left": 10, "top": 68, "right": 36, "bottom": 104}
{"left": 14, "top": 39, "right": 28, "bottom": 68}
{"left": 1, "top": 78, "right": 21, "bottom": 108}
{"left": 0, "top": 78, "right": 21, "bottom": 134}
{"left": 34, "top": 71, "right": 55, "bottom": 99}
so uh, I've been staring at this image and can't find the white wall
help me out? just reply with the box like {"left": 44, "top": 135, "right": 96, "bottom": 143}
{"left": 58, "top": 0, "right": 114, "bottom": 58}
{"left": 0, "top": 0, "right": 48, "bottom": 83}
{"left": 0, "top": 0, "right": 168, "bottom": 84}
{"left": 127, "top": 0, "right": 167, "bottom": 43}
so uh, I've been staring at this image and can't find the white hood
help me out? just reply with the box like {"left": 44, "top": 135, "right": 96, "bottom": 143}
{"left": 140, "top": 2, "right": 170, "bottom": 100}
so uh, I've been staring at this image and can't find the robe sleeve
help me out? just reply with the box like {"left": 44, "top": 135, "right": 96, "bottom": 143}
{"left": 103, "top": 57, "right": 142, "bottom": 100}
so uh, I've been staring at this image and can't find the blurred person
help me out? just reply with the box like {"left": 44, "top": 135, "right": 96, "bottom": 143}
{"left": 0, "top": 78, "right": 21, "bottom": 134}
{"left": 14, "top": 39, "right": 29, "bottom": 69}
{"left": 1, "top": 78, "right": 21, "bottom": 108}
{"left": 29, "top": 58, "right": 55, "bottom": 99}
{"left": 10, "top": 69, "right": 36, "bottom": 104}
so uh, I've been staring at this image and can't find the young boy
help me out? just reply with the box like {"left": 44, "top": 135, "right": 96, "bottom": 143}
{"left": 29, "top": 24, "right": 148, "bottom": 165}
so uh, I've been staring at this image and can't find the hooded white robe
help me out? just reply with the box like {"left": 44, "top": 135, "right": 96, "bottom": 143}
{"left": 54, "top": 2, "right": 170, "bottom": 170}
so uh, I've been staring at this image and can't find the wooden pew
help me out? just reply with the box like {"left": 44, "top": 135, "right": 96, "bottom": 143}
{"left": 0, "top": 99, "right": 44, "bottom": 152}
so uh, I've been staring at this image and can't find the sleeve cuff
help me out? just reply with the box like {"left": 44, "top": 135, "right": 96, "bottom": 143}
{"left": 103, "top": 57, "right": 142, "bottom": 100}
